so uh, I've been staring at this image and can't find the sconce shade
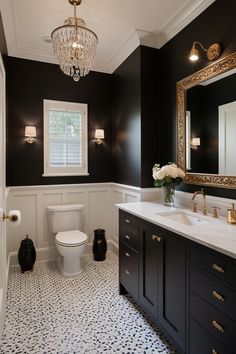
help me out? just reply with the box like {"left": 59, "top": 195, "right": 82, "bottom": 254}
{"left": 25, "top": 126, "right": 36, "bottom": 137}
{"left": 192, "top": 138, "right": 200, "bottom": 146}
{"left": 189, "top": 44, "right": 199, "bottom": 61}
{"left": 95, "top": 129, "right": 104, "bottom": 139}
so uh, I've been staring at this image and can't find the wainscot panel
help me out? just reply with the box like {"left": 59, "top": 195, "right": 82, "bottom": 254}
{"left": 6, "top": 183, "right": 151, "bottom": 265}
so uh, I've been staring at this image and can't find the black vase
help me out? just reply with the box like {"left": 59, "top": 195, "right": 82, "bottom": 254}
{"left": 18, "top": 235, "right": 36, "bottom": 273}
{"left": 93, "top": 229, "right": 107, "bottom": 261}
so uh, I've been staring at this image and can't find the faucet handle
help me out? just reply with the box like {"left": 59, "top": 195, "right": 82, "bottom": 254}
{"left": 191, "top": 202, "right": 198, "bottom": 213}
{"left": 212, "top": 206, "right": 221, "bottom": 218}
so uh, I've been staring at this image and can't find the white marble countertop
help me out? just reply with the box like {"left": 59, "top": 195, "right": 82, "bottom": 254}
{"left": 116, "top": 201, "right": 236, "bottom": 259}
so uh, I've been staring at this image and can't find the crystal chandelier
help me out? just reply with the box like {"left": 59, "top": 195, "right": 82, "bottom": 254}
{"left": 51, "top": 0, "right": 98, "bottom": 82}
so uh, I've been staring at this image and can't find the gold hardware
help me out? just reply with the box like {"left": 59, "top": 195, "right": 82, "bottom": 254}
{"left": 2, "top": 214, "right": 18, "bottom": 222}
{"left": 212, "top": 320, "right": 224, "bottom": 333}
{"left": 125, "top": 219, "right": 131, "bottom": 224}
{"left": 125, "top": 235, "right": 130, "bottom": 240}
{"left": 212, "top": 264, "right": 225, "bottom": 273}
{"left": 152, "top": 235, "right": 162, "bottom": 242}
{"left": 212, "top": 350, "right": 218, "bottom": 354}
{"left": 212, "top": 206, "right": 220, "bottom": 218}
{"left": 69, "top": 0, "right": 82, "bottom": 7}
{"left": 227, "top": 203, "right": 236, "bottom": 224}
{"left": 125, "top": 269, "right": 130, "bottom": 275}
{"left": 212, "top": 290, "right": 224, "bottom": 302}
{"left": 191, "top": 202, "right": 197, "bottom": 213}
{"left": 125, "top": 252, "right": 130, "bottom": 257}
{"left": 192, "top": 188, "right": 207, "bottom": 215}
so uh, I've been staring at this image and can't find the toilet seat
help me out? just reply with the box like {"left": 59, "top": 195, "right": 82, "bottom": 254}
{"left": 56, "top": 230, "right": 87, "bottom": 247}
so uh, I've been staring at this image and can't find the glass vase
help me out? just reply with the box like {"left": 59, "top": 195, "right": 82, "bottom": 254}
{"left": 163, "top": 185, "right": 175, "bottom": 207}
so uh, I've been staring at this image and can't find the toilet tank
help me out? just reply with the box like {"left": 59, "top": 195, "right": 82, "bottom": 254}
{"left": 47, "top": 204, "right": 84, "bottom": 233}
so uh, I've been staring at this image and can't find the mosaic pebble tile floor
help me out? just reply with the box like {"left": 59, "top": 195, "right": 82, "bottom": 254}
{"left": 0, "top": 252, "right": 176, "bottom": 354}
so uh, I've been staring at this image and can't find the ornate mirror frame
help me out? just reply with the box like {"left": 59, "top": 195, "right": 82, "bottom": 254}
{"left": 177, "top": 51, "right": 236, "bottom": 189}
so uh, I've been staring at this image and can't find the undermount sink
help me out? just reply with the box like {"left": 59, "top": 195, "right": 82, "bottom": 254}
{"left": 154, "top": 210, "right": 211, "bottom": 226}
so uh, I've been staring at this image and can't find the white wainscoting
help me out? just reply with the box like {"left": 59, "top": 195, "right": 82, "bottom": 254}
{"left": 6, "top": 183, "right": 148, "bottom": 265}
{"left": 6, "top": 184, "right": 234, "bottom": 266}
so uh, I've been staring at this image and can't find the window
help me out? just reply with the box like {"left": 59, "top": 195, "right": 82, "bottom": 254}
{"left": 43, "top": 99, "right": 88, "bottom": 176}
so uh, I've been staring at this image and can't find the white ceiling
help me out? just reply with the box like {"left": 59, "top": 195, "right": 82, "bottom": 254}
{"left": 0, "top": 0, "right": 215, "bottom": 73}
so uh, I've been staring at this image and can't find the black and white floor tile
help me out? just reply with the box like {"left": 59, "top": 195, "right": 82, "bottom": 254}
{"left": 0, "top": 253, "right": 176, "bottom": 354}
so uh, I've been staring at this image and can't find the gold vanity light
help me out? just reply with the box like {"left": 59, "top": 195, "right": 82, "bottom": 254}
{"left": 189, "top": 42, "right": 221, "bottom": 62}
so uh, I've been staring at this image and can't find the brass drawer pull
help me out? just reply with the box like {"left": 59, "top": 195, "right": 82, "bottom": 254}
{"left": 125, "top": 235, "right": 130, "bottom": 240}
{"left": 212, "top": 290, "right": 224, "bottom": 302}
{"left": 212, "top": 320, "right": 224, "bottom": 333}
{"left": 152, "top": 235, "right": 162, "bottom": 242}
{"left": 212, "top": 350, "right": 218, "bottom": 354}
{"left": 125, "top": 219, "right": 131, "bottom": 224}
{"left": 125, "top": 252, "right": 130, "bottom": 257}
{"left": 125, "top": 269, "right": 130, "bottom": 275}
{"left": 212, "top": 263, "right": 225, "bottom": 273}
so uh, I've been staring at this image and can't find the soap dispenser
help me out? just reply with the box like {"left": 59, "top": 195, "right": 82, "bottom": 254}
{"left": 227, "top": 203, "right": 236, "bottom": 224}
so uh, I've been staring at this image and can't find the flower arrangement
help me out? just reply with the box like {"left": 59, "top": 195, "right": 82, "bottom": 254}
{"left": 152, "top": 162, "right": 185, "bottom": 188}
{"left": 152, "top": 162, "right": 185, "bottom": 206}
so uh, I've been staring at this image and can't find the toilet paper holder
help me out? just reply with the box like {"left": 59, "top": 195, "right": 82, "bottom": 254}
{"left": 3, "top": 213, "right": 18, "bottom": 222}
{"left": 2, "top": 210, "right": 21, "bottom": 225}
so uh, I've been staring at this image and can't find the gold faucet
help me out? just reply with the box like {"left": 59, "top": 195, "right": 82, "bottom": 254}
{"left": 192, "top": 188, "right": 207, "bottom": 215}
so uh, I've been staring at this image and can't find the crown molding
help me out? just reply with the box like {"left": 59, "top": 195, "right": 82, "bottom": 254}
{"left": 2, "top": 0, "right": 215, "bottom": 74}
{"left": 156, "top": 0, "right": 215, "bottom": 47}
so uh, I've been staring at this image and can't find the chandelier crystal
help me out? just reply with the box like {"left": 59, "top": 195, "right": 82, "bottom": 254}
{"left": 51, "top": 0, "right": 98, "bottom": 82}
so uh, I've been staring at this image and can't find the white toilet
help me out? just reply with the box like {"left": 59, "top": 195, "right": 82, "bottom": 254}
{"left": 47, "top": 204, "right": 88, "bottom": 277}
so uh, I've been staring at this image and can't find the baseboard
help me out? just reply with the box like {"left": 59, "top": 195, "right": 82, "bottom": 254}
{"left": 9, "top": 246, "right": 58, "bottom": 266}
{"left": 9, "top": 240, "right": 119, "bottom": 266}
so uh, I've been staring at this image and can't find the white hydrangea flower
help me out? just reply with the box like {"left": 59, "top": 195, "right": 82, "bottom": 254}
{"left": 152, "top": 162, "right": 185, "bottom": 183}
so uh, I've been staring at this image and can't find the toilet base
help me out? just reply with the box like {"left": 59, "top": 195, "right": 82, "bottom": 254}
{"left": 58, "top": 256, "right": 83, "bottom": 278}
{"left": 58, "top": 258, "right": 83, "bottom": 277}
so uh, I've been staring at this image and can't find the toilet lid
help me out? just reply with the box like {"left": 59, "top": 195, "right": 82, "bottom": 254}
{"left": 56, "top": 230, "right": 87, "bottom": 247}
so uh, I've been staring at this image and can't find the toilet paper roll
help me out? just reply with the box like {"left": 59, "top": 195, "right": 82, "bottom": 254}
{"left": 9, "top": 210, "right": 21, "bottom": 226}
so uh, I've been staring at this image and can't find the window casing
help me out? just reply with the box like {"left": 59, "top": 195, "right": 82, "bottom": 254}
{"left": 43, "top": 99, "right": 88, "bottom": 176}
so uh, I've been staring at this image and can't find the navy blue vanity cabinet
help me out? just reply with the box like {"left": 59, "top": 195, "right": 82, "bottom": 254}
{"left": 139, "top": 221, "right": 186, "bottom": 352}
{"left": 189, "top": 243, "right": 236, "bottom": 354}
{"left": 119, "top": 210, "right": 139, "bottom": 301}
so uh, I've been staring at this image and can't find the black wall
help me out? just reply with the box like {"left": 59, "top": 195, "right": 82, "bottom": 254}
{"left": 5, "top": 0, "right": 236, "bottom": 197}
{"left": 160, "top": 0, "right": 236, "bottom": 198}
{"left": 112, "top": 47, "right": 142, "bottom": 187}
{"left": 112, "top": 46, "right": 159, "bottom": 188}
{"left": 6, "top": 57, "right": 113, "bottom": 186}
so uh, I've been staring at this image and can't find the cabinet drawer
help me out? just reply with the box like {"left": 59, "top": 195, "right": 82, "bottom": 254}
{"left": 190, "top": 319, "right": 232, "bottom": 354}
{"left": 190, "top": 267, "right": 236, "bottom": 322}
{"left": 120, "top": 242, "right": 138, "bottom": 299}
{"left": 120, "top": 223, "right": 138, "bottom": 251}
{"left": 119, "top": 210, "right": 139, "bottom": 232}
{"left": 190, "top": 245, "right": 236, "bottom": 288}
{"left": 190, "top": 292, "right": 236, "bottom": 351}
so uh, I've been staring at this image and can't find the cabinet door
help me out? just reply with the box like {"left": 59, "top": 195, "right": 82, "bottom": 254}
{"left": 139, "top": 221, "right": 163, "bottom": 318}
{"left": 159, "top": 229, "right": 186, "bottom": 351}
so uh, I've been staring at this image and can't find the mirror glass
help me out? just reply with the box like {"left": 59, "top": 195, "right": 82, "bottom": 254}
{"left": 186, "top": 68, "right": 236, "bottom": 175}
{"left": 177, "top": 52, "right": 236, "bottom": 188}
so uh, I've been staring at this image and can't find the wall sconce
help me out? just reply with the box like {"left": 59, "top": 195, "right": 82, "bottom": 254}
{"left": 25, "top": 126, "right": 37, "bottom": 144}
{"left": 191, "top": 138, "right": 200, "bottom": 150}
{"left": 95, "top": 129, "right": 104, "bottom": 145}
{"left": 189, "top": 41, "right": 221, "bottom": 62}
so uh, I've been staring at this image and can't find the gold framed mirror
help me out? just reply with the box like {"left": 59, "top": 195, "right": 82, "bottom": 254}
{"left": 177, "top": 51, "right": 236, "bottom": 189}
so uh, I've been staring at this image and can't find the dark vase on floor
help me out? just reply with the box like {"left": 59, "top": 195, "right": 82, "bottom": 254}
{"left": 18, "top": 234, "right": 36, "bottom": 273}
{"left": 93, "top": 229, "right": 107, "bottom": 261}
